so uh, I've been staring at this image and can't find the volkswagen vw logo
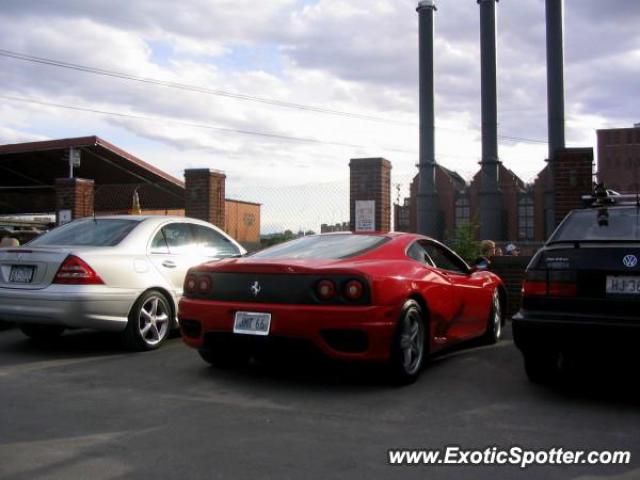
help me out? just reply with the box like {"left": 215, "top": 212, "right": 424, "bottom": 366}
{"left": 623, "top": 255, "right": 638, "bottom": 268}
{"left": 250, "top": 281, "right": 261, "bottom": 297}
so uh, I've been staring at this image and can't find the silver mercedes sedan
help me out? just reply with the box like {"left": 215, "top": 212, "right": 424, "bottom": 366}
{"left": 0, "top": 216, "right": 246, "bottom": 350}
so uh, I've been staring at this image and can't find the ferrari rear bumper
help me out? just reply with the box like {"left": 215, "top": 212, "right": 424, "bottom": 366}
{"left": 178, "top": 298, "right": 398, "bottom": 362}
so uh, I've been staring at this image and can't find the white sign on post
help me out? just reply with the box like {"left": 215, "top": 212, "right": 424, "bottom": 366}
{"left": 355, "top": 200, "right": 375, "bottom": 232}
{"left": 58, "top": 210, "right": 72, "bottom": 226}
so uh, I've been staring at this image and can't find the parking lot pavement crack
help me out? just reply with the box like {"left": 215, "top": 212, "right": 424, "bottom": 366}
{"left": 0, "top": 429, "right": 159, "bottom": 480}
{"left": 0, "top": 354, "right": 131, "bottom": 377}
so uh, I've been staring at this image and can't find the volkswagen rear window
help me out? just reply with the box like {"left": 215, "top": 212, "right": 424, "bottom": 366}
{"left": 549, "top": 207, "right": 640, "bottom": 243}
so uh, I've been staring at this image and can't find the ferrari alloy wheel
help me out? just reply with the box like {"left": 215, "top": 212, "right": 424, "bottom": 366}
{"left": 389, "top": 300, "right": 426, "bottom": 385}
{"left": 123, "top": 290, "right": 172, "bottom": 351}
{"left": 483, "top": 289, "right": 502, "bottom": 345}
{"left": 19, "top": 323, "right": 65, "bottom": 342}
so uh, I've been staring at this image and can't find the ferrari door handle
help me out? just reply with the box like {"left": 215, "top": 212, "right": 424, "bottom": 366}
{"left": 162, "top": 260, "right": 177, "bottom": 269}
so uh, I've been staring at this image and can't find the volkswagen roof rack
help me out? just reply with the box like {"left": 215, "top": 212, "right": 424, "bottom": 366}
{"left": 581, "top": 184, "right": 640, "bottom": 207}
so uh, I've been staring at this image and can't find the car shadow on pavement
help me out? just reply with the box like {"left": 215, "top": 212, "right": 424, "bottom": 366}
{"left": 192, "top": 337, "right": 508, "bottom": 392}
{"left": 0, "top": 328, "right": 134, "bottom": 361}
{"left": 535, "top": 352, "right": 640, "bottom": 407}
{"left": 200, "top": 355, "right": 397, "bottom": 391}
{"left": 0, "top": 320, "right": 14, "bottom": 331}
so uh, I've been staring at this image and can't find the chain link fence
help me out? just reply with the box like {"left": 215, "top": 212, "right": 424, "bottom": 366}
{"left": 0, "top": 174, "right": 418, "bottom": 244}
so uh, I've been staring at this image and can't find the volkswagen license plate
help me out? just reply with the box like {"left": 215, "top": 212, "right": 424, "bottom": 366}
{"left": 606, "top": 276, "right": 640, "bottom": 295}
{"left": 9, "top": 265, "right": 35, "bottom": 284}
{"left": 233, "top": 311, "right": 271, "bottom": 335}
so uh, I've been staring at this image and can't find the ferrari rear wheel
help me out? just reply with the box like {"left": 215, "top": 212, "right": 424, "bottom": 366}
{"left": 482, "top": 289, "right": 502, "bottom": 345}
{"left": 389, "top": 300, "right": 426, "bottom": 385}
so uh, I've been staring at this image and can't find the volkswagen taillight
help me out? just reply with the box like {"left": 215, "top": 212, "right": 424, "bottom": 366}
{"left": 522, "top": 270, "right": 577, "bottom": 298}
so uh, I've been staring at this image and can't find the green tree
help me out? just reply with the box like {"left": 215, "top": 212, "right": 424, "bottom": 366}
{"left": 445, "top": 221, "right": 481, "bottom": 264}
{"left": 260, "top": 230, "right": 298, "bottom": 248}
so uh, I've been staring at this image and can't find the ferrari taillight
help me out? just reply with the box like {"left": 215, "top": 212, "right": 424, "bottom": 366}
{"left": 197, "top": 276, "right": 212, "bottom": 294}
{"left": 184, "top": 273, "right": 212, "bottom": 295}
{"left": 53, "top": 255, "right": 104, "bottom": 285}
{"left": 316, "top": 280, "right": 336, "bottom": 300}
{"left": 184, "top": 272, "right": 213, "bottom": 295}
{"left": 344, "top": 280, "right": 364, "bottom": 300}
{"left": 185, "top": 274, "right": 198, "bottom": 294}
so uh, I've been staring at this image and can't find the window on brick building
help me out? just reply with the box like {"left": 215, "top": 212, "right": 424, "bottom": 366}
{"left": 454, "top": 196, "right": 470, "bottom": 227}
{"left": 518, "top": 196, "right": 534, "bottom": 241}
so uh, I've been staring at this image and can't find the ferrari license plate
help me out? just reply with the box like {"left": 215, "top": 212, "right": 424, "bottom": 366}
{"left": 9, "top": 265, "right": 35, "bottom": 284}
{"left": 606, "top": 276, "right": 640, "bottom": 295}
{"left": 233, "top": 311, "right": 271, "bottom": 336}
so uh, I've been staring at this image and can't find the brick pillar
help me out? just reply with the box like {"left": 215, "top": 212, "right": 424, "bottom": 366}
{"left": 184, "top": 168, "right": 226, "bottom": 228}
{"left": 553, "top": 148, "right": 594, "bottom": 225}
{"left": 349, "top": 158, "right": 392, "bottom": 233}
{"left": 54, "top": 178, "right": 95, "bottom": 225}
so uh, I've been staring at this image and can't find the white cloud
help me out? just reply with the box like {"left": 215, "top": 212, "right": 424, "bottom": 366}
{"left": 0, "top": 0, "right": 637, "bottom": 231}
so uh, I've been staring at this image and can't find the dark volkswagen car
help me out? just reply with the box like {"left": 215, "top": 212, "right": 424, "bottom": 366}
{"left": 513, "top": 193, "right": 640, "bottom": 383}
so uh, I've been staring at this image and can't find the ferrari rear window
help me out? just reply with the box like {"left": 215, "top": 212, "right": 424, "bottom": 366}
{"left": 251, "top": 234, "right": 388, "bottom": 260}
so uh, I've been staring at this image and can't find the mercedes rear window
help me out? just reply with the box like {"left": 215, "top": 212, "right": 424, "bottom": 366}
{"left": 549, "top": 208, "right": 640, "bottom": 243}
{"left": 251, "top": 234, "right": 388, "bottom": 260}
{"left": 29, "top": 219, "right": 141, "bottom": 247}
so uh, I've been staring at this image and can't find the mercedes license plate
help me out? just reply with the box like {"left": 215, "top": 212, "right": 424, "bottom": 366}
{"left": 606, "top": 276, "right": 640, "bottom": 295}
{"left": 9, "top": 265, "right": 35, "bottom": 284}
{"left": 233, "top": 311, "right": 271, "bottom": 335}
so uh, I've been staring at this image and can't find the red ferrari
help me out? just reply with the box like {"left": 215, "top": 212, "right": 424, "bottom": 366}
{"left": 179, "top": 232, "right": 505, "bottom": 383}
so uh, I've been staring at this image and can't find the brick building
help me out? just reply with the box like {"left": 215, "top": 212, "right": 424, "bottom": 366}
{"left": 0, "top": 136, "right": 261, "bottom": 249}
{"left": 395, "top": 148, "right": 594, "bottom": 242}
{"left": 320, "top": 222, "right": 350, "bottom": 233}
{"left": 596, "top": 124, "right": 640, "bottom": 192}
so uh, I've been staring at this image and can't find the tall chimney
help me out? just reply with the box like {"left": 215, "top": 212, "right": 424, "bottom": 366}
{"left": 546, "top": 0, "right": 566, "bottom": 159}
{"left": 477, "top": 0, "right": 503, "bottom": 240}
{"left": 416, "top": 0, "right": 440, "bottom": 238}
{"left": 544, "top": 0, "right": 566, "bottom": 235}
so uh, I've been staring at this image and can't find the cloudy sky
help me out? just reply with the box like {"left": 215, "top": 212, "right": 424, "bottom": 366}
{"left": 0, "top": 0, "right": 638, "bottom": 231}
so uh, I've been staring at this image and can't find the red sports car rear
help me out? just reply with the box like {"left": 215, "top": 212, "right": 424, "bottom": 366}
{"left": 179, "top": 232, "right": 505, "bottom": 383}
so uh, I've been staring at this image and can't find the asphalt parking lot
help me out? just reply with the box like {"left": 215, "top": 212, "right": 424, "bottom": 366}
{"left": 0, "top": 324, "right": 638, "bottom": 480}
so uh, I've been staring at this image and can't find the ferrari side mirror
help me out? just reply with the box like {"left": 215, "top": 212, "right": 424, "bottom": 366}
{"left": 471, "top": 258, "right": 489, "bottom": 272}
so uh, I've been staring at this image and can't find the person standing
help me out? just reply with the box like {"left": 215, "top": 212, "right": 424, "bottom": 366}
{"left": 0, "top": 236, "right": 20, "bottom": 247}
